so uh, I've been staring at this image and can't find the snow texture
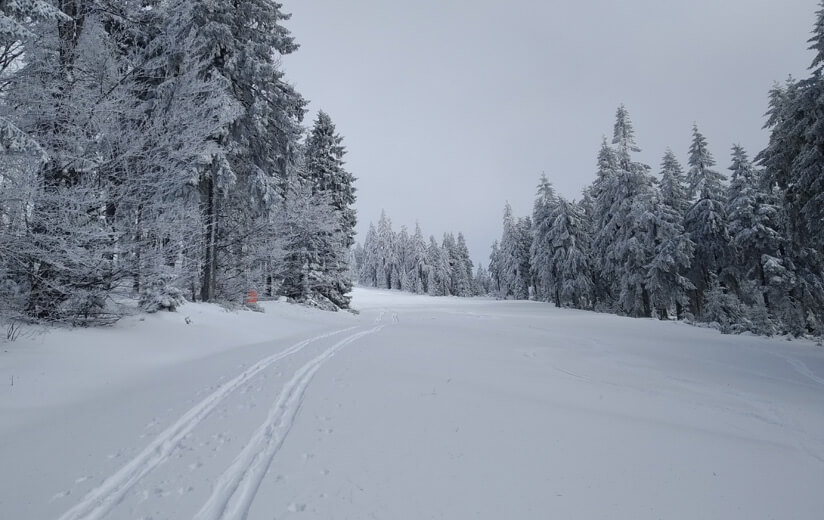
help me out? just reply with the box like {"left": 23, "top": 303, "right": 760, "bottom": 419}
{"left": 1, "top": 288, "right": 823, "bottom": 519}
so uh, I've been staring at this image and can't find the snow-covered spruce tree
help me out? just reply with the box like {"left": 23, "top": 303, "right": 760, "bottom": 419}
{"left": 488, "top": 240, "right": 502, "bottom": 296}
{"left": 589, "top": 137, "right": 620, "bottom": 309}
{"left": 277, "top": 184, "right": 340, "bottom": 310}
{"left": 454, "top": 233, "right": 475, "bottom": 297}
{"left": 409, "top": 223, "right": 429, "bottom": 294}
{"left": 163, "top": 0, "right": 305, "bottom": 303}
{"left": 294, "top": 111, "right": 357, "bottom": 309}
{"left": 428, "top": 235, "right": 450, "bottom": 296}
{"left": 724, "top": 145, "right": 792, "bottom": 333}
{"left": 375, "top": 210, "right": 396, "bottom": 289}
{"left": 530, "top": 173, "right": 558, "bottom": 303}
{"left": 358, "top": 223, "right": 379, "bottom": 287}
{"left": 395, "top": 226, "right": 412, "bottom": 291}
{"left": 496, "top": 203, "right": 531, "bottom": 299}
{"left": 474, "top": 264, "right": 492, "bottom": 296}
{"left": 683, "top": 125, "right": 733, "bottom": 319}
{"left": 441, "top": 232, "right": 459, "bottom": 295}
{"left": 547, "top": 198, "right": 593, "bottom": 308}
{"left": 645, "top": 150, "right": 695, "bottom": 319}
{"left": 349, "top": 243, "right": 362, "bottom": 283}
{"left": 756, "top": 4, "right": 824, "bottom": 335}
{"left": 2, "top": 1, "right": 146, "bottom": 322}
{"left": 591, "top": 106, "right": 657, "bottom": 317}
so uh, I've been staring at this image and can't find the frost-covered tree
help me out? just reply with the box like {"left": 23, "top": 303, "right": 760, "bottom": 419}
{"left": 496, "top": 204, "right": 531, "bottom": 299}
{"left": 756, "top": 5, "right": 824, "bottom": 334}
{"left": 409, "top": 223, "right": 429, "bottom": 294}
{"left": 589, "top": 137, "right": 621, "bottom": 307}
{"left": 158, "top": 0, "right": 305, "bottom": 302}
{"left": 646, "top": 151, "right": 695, "bottom": 319}
{"left": 474, "top": 264, "right": 492, "bottom": 296}
{"left": 395, "top": 226, "right": 411, "bottom": 291}
{"left": 428, "top": 235, "right": 450, "bottom": 296}
{"left": 358, "top": 223, "right": 379, "bottom": 287}
{"left": 547, "top": 198, "right": 592, "bottom": 308}
{"left": 530, "top": 174, "right": 558, "bottom": 303}
{"left": 454, "top": 233, "right": 474, "bottom": 297}
{"left": 278, "top": 185, "right": 340, "bottom": 310}
{"left": 683, "top": 126, "right": 732, "bottom": 318}
{"left": 488, "top": 240, "right": 502, "bottom": 296}
{"left": 590, "top": 106, "right": 657, "bottom": 316}
{"left": 375, "top": 210, "right": 396, "bottom": 289}
{"left": 298, "top": 110, "right": 357, "bottom": 308}
{"left": 726, "top": 146, "right": 797, "bottom": 332}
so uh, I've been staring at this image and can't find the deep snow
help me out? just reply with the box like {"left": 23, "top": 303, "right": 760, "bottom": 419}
{"left": 1, "top": 288, "right": 823, "bottom": 519}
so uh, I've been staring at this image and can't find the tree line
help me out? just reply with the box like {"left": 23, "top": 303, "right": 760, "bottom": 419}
{"left": 488, "top": 2, "right": 824, "bottom": 336}
{"left": 352, "top": 211, "right": 492, "bottom": 297}
{"left": 0, "top": 1, "right": 357, "bottom": 324}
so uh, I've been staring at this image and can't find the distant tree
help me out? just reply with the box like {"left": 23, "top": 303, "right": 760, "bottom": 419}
{"left": 531, "top": 174, "right": 558, "bottom": 303}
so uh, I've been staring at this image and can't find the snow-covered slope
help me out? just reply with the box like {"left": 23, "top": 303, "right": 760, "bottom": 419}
{"left": 2, "top": 288, "right": 823, "bottom": 519}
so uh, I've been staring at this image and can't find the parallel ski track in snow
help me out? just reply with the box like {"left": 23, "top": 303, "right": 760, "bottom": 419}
{"left": 194, "top": 325, "right": 384, "bottom": 520}
{"left": 56, "top": 326, "right": 357, "bottom": 520}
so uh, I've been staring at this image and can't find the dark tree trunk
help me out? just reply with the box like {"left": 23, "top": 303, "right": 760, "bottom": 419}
{"left": 200, "top": 169, "right": 218, "bottom": 302}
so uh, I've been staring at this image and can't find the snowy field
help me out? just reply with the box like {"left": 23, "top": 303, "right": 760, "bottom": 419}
{"left": 2, "top": 288, "right": 823, "bottom": 520}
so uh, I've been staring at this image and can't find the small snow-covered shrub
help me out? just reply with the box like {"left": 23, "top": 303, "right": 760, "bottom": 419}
{"left": 140, "top": 280, "right": 185, "bottom": 313}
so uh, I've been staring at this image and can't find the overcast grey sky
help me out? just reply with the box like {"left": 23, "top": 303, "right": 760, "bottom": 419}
{"left": 283, "top": 0, "right": 815, "bottom": 266}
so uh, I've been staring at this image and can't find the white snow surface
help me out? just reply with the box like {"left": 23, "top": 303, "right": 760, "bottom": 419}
{"left": 2, "top": 288, "right": 823, "bottom": 519}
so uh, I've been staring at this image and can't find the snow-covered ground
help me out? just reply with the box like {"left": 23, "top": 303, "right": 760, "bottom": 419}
{"left": 2, "top": 288, "right": 823, "bottom": 520}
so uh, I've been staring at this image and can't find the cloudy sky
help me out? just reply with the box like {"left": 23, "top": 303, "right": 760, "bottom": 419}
{"left": 283, "top": 0, "right": 816, "bottom": 266}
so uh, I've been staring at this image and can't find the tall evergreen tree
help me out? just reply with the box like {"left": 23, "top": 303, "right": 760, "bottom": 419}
{"left": 646, "top": 151, "right": 695, "bottom": 319}
{"left": 294, "top": 111, "right": 356, "bottom": 308}
{"left": 547, "top": 198, "right": 593, "bottom": 308}
{"left": 683, "top": 126, "right": 732, "bottom": 318}
{"left": 530, "top": 174, "right": 558, "bottom": 303}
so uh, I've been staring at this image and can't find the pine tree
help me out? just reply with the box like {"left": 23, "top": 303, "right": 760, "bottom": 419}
{"left": 375, "top": 211, "right": 396, "bottom": 289}
{"left": 428, "top": 235, "right": 450, "bottom": 296}
{"left": 358, "top": 223, "right": 379, "bottom": 287}
{"left": 455, "top": 233, "right": 474, "bottom": 296}
{"left": 497, "top": 204, "right": 531, "bottom": 299}
{"left": 684, "top": 125, "right": 732, "bottom": 318}
{"left": 547, "top": 198, "right": 593, "bottom": 308}
{"left": 163, "top": 0, "right": 305, "bottom": 302}
{"left": 295, "top": 111, "right": 356, "bottom": 308}
{"left": 646, "top": 151, "right": 695, "bottom": 319}
{"left": 488, "top": 240, "right": 502, "bottom": 296}
{"left": 727, "top": 145, "right": 794, "bottom": 331}
{"left": 592, "top": 106, "right": 657, "bottom": 316}
{"left": 530, "top": 174, "right": 558, "bottom": 303}
{"left": 409, "top": 223, "right": 429, "bottom": 294}
{"left": 590, "top": 137, "right": 621, "bottom": 308}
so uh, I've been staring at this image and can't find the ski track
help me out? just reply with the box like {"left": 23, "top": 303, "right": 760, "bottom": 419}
{"left": 56, "top": 326, "right": 357, "bottom": 520}
{"left": 194, "top": 325, "right": 384, "bottom": 520}
{"left": 783, "top": 356, "right": 824, "bottom": 387}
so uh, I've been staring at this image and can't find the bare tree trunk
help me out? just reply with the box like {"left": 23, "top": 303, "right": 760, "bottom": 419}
{"left": 200, "top": 168, "right": 218, "bottom": 302}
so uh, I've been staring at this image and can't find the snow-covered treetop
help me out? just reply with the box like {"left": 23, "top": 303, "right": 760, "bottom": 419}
{"left": 809, "top": 0, "right": 824, "bottom": 72}
{"left": 612, "top": 104, "right": 641, "bottom": 157}
{"left": 687, "top": 125, "right": 726, "bottom": 200}
{"left": 659, "top": 148, "right": 688, "bottom": 212}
